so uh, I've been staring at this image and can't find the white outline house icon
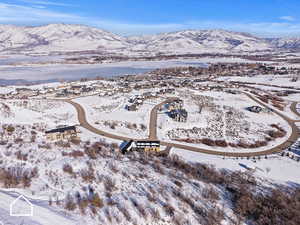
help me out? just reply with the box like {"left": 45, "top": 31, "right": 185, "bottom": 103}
{"left": 10, "top": 195, "right": 34, "bottom": 217}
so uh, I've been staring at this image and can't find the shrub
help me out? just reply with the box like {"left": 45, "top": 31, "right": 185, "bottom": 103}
{"left": 140, "top": 124, "right": 147, "bottom": 131}
{"left": 69, "top": 150, "right": 84, "bottom": 158}
{"left": 104, "top": 176, "right": 116, "bottom": 192}
{"left": 90, "top": 193, "right": 103, "bottom": 208}
{"left": 6, "top": 126, "right": 15, "bottom": 133}
{"left": 65, "top": 194, "right": 76, "bottom": 211}
{"left": 16, "top": 151, "right": 28, "bottom": 161}
{"left": 0, "top": 166, "right": 38, "bottom": 188}
{"left": 233, "top": 188, "right": 300, "bottom": 225}
{"left": 215, "top": 140, "right": 228, "bottom": 147}
{"left": 268, "top": 130, "right": 285, "bottom": 138}
{"left": 78, "top": 199, "right": 89, "bottom": 214}
{"left": 63, "top": 164, "right": 73, "bottom": 174}
{"left": 201, "top": 138, "right": 216, "bottom": 146}
{"left": 202, "top": 185, "right": 220, "bottom": 202}
{"left": 108, "top": 162, "right": 119, "bottom": 173}
{"left": 84, "top": 147, "right": 98, "bottom": 159}
{"left": 237, "top": 141, "right": 249, "bottom": 148}
{"left": 71, "top": 138, "right": 81, "bottom": 145}
{"left": 80, "top": 168, "right": 95, "bottom": 182}
{"left": 164, "top": 203, "right": 175, "bottom": 216}
{"left": 173, "top": 180, "right": 183, "bottom": 187}
{"left": 55, "top": 141, "right": 71, "bottom": 148}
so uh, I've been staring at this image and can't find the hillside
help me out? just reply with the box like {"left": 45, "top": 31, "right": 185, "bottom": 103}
{"left": 128, "top": 29, "right": 273, "bottom": 54}
{"left": 271, "top": 37, "right": 300, "bottom": 50}
{"left": 0, "top": 24, "right": 129, "bottom": 53}
{"left": 0, "top": 24, "right": 300, "bottom": 55}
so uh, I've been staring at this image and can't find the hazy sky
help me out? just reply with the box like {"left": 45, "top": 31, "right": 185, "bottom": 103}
{"left": 0, "top": 0, "right": 300, "bottom": 36}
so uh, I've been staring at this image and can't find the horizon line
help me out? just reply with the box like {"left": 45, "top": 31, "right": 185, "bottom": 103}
{"left": 0, "top": 22, "right": 299, "bottom": 39}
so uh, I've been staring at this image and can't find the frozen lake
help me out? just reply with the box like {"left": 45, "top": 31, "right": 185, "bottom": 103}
{"left": 0, "top": 58, "right": 207, "bottom": 84}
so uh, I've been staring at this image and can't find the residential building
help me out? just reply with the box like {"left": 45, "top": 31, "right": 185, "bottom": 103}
{"left": 45, "top": 126, "right": 78, "bottom": 141}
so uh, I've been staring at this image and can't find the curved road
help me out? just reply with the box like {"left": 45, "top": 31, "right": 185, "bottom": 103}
{"left": 65, "top": 99, "right": 132, "bottom": 142}
{"left": 149, "top": 97, "right": 180, "bottom": 140}
{"left": 291, "top": 102, "right": 300, "bottom": 121}
{"left": 64, "top": 93, "right": 300, "bottom": 157}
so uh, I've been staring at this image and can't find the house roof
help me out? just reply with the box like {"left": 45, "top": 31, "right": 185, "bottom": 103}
{"left": 120, "top": 140, "right": 134, "bottom": 152}
{"left": 171, "top": 109, "right": 188, "bottom": 117}
{"left": 45, "top": 126, "right": 76, "bottom": 134}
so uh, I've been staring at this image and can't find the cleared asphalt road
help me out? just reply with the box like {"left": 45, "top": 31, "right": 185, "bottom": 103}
{"left": 291, "top": 102, "right": 300, "bottom": 121}
{"left": 64, "top": 93, "right": 300, "bottom": 157}
{"left": 149, "top": 97, "right": 180, "bottom": 140}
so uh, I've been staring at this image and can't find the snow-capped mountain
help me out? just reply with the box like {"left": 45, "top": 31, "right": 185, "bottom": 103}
{"left": 271, "top": 37, "right": 300, "bottom": 50}
{"left": 0, "top": 24, "right": 299, "bottom": 55}
{"left": 127, "top": 29, "right": 273, "bottom": 54}
{"left": 0, "top": 24, "right": 129, "bottom": 53}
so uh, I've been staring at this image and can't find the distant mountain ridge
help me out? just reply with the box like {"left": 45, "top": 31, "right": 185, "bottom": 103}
{"left": 0, "top": 24, "right": 299, "bottom": 55}
{"left": 0, "top": 24, "right": 129, "bottom": 54}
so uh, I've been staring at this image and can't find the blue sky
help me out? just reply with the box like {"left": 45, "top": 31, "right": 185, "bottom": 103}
{"left": 0, "top": 0, "right": 300, "bottom": 36}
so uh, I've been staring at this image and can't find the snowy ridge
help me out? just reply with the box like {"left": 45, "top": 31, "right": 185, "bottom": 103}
{"left": 271, "top": 37, "right": 300, "bottom": 50}
{"left": 0, "top": 24, "right": 299, "bottom": 54}
{"left": 127, "top": 29, "right": 273, "bottom": 54}
{"left": 0, "top": 24, "right": 129, "bottom": 53}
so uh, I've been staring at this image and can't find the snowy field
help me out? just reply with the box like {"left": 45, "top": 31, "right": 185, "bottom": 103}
{"left": 158, "top": 89, "right": 292, "bottom": 153}
{"left": 74, "top": 93, "right": 161, "bottom": 139}
{"left": 0, "top": 99, "right": 77, "bottom": 128}
{"left": 171, "top": 147, "right": 300, "bottom": 185}
{"left": 218, "top": 74, "right": 300, "bottom": 88}
{"left": 243, "top": 84, "right": 300, "bottom": 102}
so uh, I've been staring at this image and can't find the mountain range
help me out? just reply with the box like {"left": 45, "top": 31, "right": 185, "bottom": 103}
{"left": 0, "top": 24, "right": 299, "bottom": 55}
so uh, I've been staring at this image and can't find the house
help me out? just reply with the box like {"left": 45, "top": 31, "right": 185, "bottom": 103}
{"left": 45, "top": 126, "right": 78, "bottom": 141}
{"left": 10, "top": 195, "right": 33, "bottom": 217}
{"left": 135, "top": 140, "right": 160, "bottom": 152}
{"left": 81, "top": 86, "right": 94, "bottom": 93}
{"left": 169, "top": 109, "right": 188, "bottom": 122}
{"left": 120, "top": 140, "right": 134, "bottom": 154}
{"left": 165, "top": 98, "right": 184, "bottom": 111}
{"left": 125, "top": 104, "right": 139, "bottom": 111}
{"left": 120, "top": 140, "right": 160, "bottom": 154}
{"left": 246, "top": 106, "right": 263, "bottom": 113}
{"left": 71, "top": 84, "right": 83, "bottom": 90}
{"left": 226, "top": 90, "right": 238, "bottom": 95}
{"left": 55, "top": 88, "right": 70, "bottom": 97}
{"left": 15, "top": 88, "right": 34, "bottom": 97}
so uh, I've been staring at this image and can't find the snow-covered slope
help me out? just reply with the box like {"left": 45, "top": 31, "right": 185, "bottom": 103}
{"left": 0, "top": 24, "right": 129, "bottom": 53}
{"left": 128, "top": 29, "right": 273, "bottom": 54}
{"left": 1, "top": 24, "right": 300, "bottom": 54}
{"left": 271, "top": 37, "right": 300, "bottom": 50}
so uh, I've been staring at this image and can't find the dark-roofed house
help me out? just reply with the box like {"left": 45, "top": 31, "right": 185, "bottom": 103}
{"left": 246, "top": 106, "right": 263, "bottom": 113}
{"left": 120, "top": 140, "right": 160, "bottom": 154}
{"left": 45, "top": 126, "right": 78, "bottom": 141}
{"left": 125, "top": 104, "right": 139, "bottom": 111}
{"left": 120, "top": 140, "right": 134, "bottom": 154}
{"left": 169, "top": 109, "right": 188, "bottom": 122}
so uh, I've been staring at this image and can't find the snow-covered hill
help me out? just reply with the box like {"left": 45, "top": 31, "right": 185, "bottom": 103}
{"left": 0, "top": 24, "right": 129, "bottom": 53}
{"left": 271, "top": 37, "right": 300, "bottom": 50}
{"left": 127, "top": 29, "right": 273, "bottom": 54}
{"left": 0, "top": 24, "right": 299, "bottom": 54}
